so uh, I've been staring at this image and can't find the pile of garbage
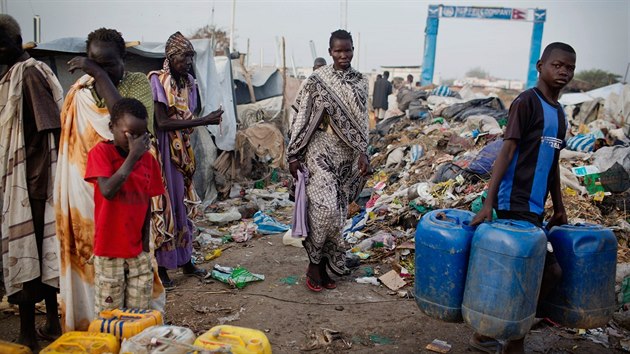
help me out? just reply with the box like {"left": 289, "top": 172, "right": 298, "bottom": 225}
{"left": 347, "top": 83, "right": 630, "bottom": 351}
{"left": 189, "top": 182, "right": 292, "bottom": 288}
{"left": 183, "top": 82, "right": 630, "bottom": 350}
{"left": 192, "top": 83, "right": 629, "bottom": 293}
{"left": 357, "top": 84, "right": 629, "bottom": 263}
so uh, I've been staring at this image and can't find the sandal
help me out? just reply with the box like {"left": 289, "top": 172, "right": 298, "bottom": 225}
{"left": 318, "top": 262, "right": 337, "bottom": 290}
{"left": 322, "top": 279, "right": 337, "bottom": 290}
{"left": 305, "top": 276, "right": 323, "bottom": 292}
{"left": 469, "top": 336, "right": 500, "bottom": 353}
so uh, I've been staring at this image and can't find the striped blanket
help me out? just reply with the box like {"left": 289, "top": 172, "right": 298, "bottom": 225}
{"left": 0, "top": 58, "right": 63, "bottom": 297}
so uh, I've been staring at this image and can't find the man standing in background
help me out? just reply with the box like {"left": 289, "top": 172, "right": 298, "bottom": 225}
{"left": 372, "top": 70, "right": 392, "bottom": 122}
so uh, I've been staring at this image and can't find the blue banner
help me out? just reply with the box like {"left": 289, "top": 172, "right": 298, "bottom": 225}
{"left": 440, "top": 6, "right": 531, "bottom": 21}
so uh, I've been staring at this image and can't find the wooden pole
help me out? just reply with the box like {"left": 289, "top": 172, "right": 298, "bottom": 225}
{"left": 229, "top": 0, "right": 236, "bottom": 53}
{"left": 238, "top": 54, "right": 256, "bottom": 104}
{"left": 281, "top": 37, "right": 287, "bottom": 123}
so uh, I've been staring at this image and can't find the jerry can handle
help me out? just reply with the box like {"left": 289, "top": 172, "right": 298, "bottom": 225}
{"left": 497, "top": 219, "right": 536, "bottom": 229}
{"left": 58, "top": 342, "right": 88, "bottom": 351}
{"left": 433, "top": 211, "right": 459, "bottom": 225}
{"left": 211, "top": 329, "right": 246, "bottom": 347}
{"left": 461, "top": 220, "right": 476, "bottom": 232}
{"left": 572, "top": 222, "right": 600, "bottom": 228}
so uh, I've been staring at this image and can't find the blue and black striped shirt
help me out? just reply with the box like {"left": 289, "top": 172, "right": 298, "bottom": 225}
{"left": 497, "top": 88, "right": 568, "bottom": 216}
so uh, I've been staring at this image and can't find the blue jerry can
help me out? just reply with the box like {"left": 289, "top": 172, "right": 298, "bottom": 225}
{"left": 462, "top": 220, "right": 547, "bottom": 340}
{"left": 538, "top": 223, "right": 617, "bottom": 328}
{"left": 415, "top": 209, "right": 476, "bottom": 322}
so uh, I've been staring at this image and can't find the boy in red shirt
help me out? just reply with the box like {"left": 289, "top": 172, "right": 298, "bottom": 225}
{"left": 85, "top": 98, "right": 164, "bottom": 313}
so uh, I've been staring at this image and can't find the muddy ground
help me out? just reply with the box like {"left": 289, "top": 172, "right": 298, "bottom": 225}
{"left": 0, "top": 229, "right": 621, "bottom": 353}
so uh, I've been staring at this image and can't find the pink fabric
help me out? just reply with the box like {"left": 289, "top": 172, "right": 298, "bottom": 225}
{"left": 292, "top": 169, "right": 309, "bottom": 237}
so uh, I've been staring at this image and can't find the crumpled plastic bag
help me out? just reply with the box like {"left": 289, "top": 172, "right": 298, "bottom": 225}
{"left": 211, "top": 264, "right": 265, "bottom": 289}
{"left": 385, "top": 147, "right": 406, "bottom": 167}
{"left": 467, "top": 139, "right": 503, "bottom": 176}
{"left": 206, "top": 207, "right": 242, "bottom": 224}
{"left": 253, "top": 211, "right": 290, "bottom": 234}
{"left": 229, "top": 222, "right": 257, "bottom": 242}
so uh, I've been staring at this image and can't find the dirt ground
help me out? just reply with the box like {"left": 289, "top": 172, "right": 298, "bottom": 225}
{"left": 0, "top": 228, "right": 622, "bottom": 353}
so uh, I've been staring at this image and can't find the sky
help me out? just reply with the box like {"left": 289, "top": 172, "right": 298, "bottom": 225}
{"left": 4, "top": 0, "right": 629, "bottom": 82}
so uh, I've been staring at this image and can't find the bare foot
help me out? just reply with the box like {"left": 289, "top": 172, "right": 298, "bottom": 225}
{"left": 306, "top": 263, "right": 322, "bottom": 284}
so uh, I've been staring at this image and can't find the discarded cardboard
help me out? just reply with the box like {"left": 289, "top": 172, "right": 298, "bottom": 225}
{"left": 378, "top": 270, "right": 406, "bottom": 291}
{"left": 426, "top": 339, "right": 452, "bottom": 353}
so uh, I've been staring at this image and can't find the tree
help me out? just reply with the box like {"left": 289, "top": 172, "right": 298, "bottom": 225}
{"left": 574, "top": 69, "right": 621, "bottom": 89}
{"left": 189, "top": 25, "right": 231, "bottom": 55}
{"left": 466, "top": 67, "right": 489, "bottom": 79}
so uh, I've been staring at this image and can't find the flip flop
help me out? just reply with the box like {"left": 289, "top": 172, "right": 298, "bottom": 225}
{"left": 305, "top": 276, "right": 323, "bottom": 292}
{"left": 322, "top": 278, "right": 337, "bottom": 290}
{"left": 469, "top": 336, "right": 500, "bottom": 353}
{"left": 317, "top": 264, "right": 337, "bottom": 290}
{"left": 36, "top": 327, "right": 60, "bottom": 341}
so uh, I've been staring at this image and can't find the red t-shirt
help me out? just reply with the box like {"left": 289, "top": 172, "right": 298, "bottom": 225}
{"left": 85, "top": 142, "right": 165, "bottom": 258}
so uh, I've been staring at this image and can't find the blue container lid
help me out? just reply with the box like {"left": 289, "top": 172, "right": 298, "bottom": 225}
{"left": 417, "top": 209, "right": 476, "bottom": 251}
{"left": 473, "top": 219, "right": 547, "bottom": 258}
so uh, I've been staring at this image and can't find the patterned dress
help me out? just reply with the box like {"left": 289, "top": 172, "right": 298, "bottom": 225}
{"left": 287, "top": 64, "right": 368, "bottom": 275}
{"left": 149, "top": 65, "right": 200, "bottom": 270}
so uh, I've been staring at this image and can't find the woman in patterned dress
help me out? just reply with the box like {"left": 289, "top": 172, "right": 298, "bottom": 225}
{"left": 287, "top": 29, "right": 371, "bottom": 292}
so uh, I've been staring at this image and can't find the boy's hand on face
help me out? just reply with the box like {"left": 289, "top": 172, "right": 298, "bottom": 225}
{"left": 127, "top": 132, "right": 150, "bottom": 160}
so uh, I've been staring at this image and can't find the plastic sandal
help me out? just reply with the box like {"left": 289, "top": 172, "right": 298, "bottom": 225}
{"left": 322, "top": 278, "right": 337, "bottom": 289}
{"left": 305, "top": 276, "right": 323, "bottom": 292}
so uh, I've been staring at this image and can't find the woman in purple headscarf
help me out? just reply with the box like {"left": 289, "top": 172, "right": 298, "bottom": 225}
{"left": 149, "top": 32, "right": 223, "bottom": 288}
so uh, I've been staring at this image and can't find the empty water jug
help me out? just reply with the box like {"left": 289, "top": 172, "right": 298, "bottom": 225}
{"left": 538, "top": 223, "right": 617, "bottom": 328}
{"left": 462, "top": 220, "right": 546, "bottom": 340}
{"left": 415, "top": 209, "right": 476, "bottom": 322}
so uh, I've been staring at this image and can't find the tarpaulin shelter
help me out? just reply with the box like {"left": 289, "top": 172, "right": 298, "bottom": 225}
{"left": 559, "top": 83, "right": 630, "bottom": 137}
{"left": 28, "top": 37, "right": 237, "bottom": 151}
{"left": 28, "top": 37, "right": 238, "bottom": 205}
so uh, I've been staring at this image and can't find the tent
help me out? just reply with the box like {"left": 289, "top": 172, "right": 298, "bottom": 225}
{"left": 559, "top": 83, "right": 630, "bottom": 136}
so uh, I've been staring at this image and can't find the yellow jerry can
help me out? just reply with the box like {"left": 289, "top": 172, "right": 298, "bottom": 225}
{"left": 88, "top": 308, "right": 163, "bottom": 339}
{"left": 193, "top": 325, "right": 272, "bottom": 354}
{"left": 0, "top": 340, "right": 33, "bottom": 354}
{"left": 40, "top": 331, "right": 119, "bottom": 354}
